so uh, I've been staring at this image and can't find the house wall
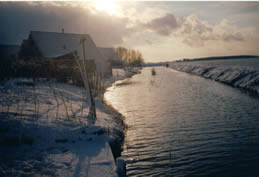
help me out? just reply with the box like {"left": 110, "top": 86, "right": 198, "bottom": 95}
{"left": 19, "top": 35, "right": 41, "bottom": 59}
{"left": 95, "top": 59, "right": 112, "bottom": 77}
{"left": 18, "top": 31, "right": 113, "bottom": 77}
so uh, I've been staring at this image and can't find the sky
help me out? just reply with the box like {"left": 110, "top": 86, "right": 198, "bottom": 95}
{"left": 0, "top": 1, "right": 258, "bottom": 62}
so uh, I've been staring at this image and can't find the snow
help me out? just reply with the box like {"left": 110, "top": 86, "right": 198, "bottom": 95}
{"left": 104, "top": 68, "right": 137, "bottom": 87}
{"left": 0, "top": 69, "right": 135, "bottom": 177}
{"left": 169, "top": 61, "right": 259, "bottom": 94}
{"left": 48, "top": 139, "right": 118, "bottom": 177}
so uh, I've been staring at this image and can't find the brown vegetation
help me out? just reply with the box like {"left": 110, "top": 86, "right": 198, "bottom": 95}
{"left": 115, "top": 46, "right": 144, "bottom": 66}
{"left": 0, "top": 58, "right": 104, "bottom": 91}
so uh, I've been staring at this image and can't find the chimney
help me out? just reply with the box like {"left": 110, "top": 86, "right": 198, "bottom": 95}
{"left": 62, "top": 28, "right": 64, "bottom": 33}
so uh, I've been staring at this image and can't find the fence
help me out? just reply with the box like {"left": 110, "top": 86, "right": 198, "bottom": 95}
{"left": 0, "top": 58, "right": 104, "bottom": 93}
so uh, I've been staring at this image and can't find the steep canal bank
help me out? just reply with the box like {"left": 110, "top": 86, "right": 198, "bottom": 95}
{"left": 169, "top": 58, "right": 259, "bottom": 95}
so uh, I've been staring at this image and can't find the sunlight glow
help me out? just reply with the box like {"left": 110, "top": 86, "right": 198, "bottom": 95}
{"left": 91, "top": 0, "right": 121, "bottom": 16}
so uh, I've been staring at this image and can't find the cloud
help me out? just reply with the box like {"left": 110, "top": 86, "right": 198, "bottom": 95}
{"left": 145, "top": 39, "right": 153, "bottom": 45}
{"left": 136, "top": 12, "right": 246, "bottom": 47}
{"left": 181, "top": 15, "right": 213, "bottom": 35}
{"left": 140, "top": 13, "right": 179, "bottom": 36}
{"left": 0, "top": 2, "right": 132, "bottom": 46}
{"left": 176, "top": 15, "right": 246, "bottom": 47}
{"left": 0, "top": 1, "right": 257, "bottom": 61}
{"left": 222, "top": 32, "right": 244, "bottom": 42}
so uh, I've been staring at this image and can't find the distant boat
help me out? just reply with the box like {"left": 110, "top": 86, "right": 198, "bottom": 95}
{"left": 151, "top": 68, "right": 156, "bottom": 76}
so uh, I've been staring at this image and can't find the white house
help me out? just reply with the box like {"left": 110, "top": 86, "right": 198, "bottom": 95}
{"left": 98, "top": 47, "right": 122, "bottom": 74}
{"left": 98, "top": 47, "right": 121, "bottom": 62}
{"left": 19, "top": 31, "right": 112, "bottom": 76}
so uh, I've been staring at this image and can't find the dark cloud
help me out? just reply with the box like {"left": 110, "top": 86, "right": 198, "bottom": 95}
{"left": 141, "top": 13, "right": 179, "bottom": 36}
{"left": 0, "top": 2, "right": 247, "bottom": 49}
{"left": 0, "top": 2, "right": 132, "bottom": 46}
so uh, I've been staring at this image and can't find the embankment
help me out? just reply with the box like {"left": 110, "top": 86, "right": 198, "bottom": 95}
{"left": 169, "top": 62, "right": 259, "bottom": 94}
{"left": 102, "top": 67, "right": 142, "bottom": 177}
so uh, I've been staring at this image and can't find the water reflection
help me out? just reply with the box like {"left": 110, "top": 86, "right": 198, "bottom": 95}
{"left": 105, "top": 67, "right": 259, "bottom": 177}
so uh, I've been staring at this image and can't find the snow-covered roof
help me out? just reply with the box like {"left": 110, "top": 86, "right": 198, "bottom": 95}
{"left": 30, "top": 31, "right": 106, "bottom": 74}
{"left": 98, "top": 47, "right": 121, "bottom": 61}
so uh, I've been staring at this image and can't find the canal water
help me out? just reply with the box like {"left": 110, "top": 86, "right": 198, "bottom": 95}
{"left": 105, "top": 67, "right": 259, "bottom": 177}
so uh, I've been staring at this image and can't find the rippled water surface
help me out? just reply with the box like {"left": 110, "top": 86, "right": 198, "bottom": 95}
{"left": 105, "top": 67, "right": 259, "bottom": 177}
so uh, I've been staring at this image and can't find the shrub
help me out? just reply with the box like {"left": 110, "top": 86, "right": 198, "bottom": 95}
{"left": 0, "top": 57, "right": 12, "bottom": 81}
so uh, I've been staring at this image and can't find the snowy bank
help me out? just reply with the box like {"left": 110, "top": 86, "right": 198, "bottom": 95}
{"left": 169, "top": 62, "right": 259, "bottom": 94}
{"left": 104, "top": 68, "right": 139, "bottom": 88}
{"left": 0, "top": 68, "right": 140, "bottom": 177}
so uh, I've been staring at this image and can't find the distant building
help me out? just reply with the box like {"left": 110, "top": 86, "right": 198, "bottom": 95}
{"left": 0, "top": 44, "right": 20, "bottom": 60}
{"left": 98, "top": 47, "right": 121, "bottom": 62}
{"left": 19, "top": 31, "right": 113, "bottom": 76}
{"left": 98, "top": 47, "right": 122, "bottom": 71}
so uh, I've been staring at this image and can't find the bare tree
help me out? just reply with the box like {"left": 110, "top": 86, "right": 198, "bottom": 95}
{"left": 115, "top": 46, "right": 144, "bottom": 66}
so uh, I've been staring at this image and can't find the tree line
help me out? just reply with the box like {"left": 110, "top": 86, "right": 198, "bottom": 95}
{"left": 115, "top": 47, "right": 144, "bottom": 66}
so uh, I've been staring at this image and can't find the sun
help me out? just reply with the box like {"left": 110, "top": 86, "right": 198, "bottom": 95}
{"left": 91, "top": 0, "right": 120, "bottom": 16}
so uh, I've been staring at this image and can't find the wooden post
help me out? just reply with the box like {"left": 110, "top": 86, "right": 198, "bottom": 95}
{"left": 80, "top": 37, "right": 96, "bottom": 122}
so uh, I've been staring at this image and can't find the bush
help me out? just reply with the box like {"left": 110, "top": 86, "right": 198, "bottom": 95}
{"left": 10, "top": 58, "right": 102, "bottom": 91}
{"left": 0, "top": 57, "right": 12, "bottom": 81}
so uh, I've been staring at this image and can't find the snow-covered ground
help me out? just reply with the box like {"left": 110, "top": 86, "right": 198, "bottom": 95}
{"left": 0, "top": 68, "right": 138, "bottom": 177}
{"left": 169, "top": 59, "right": 259, "bottom": 94}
